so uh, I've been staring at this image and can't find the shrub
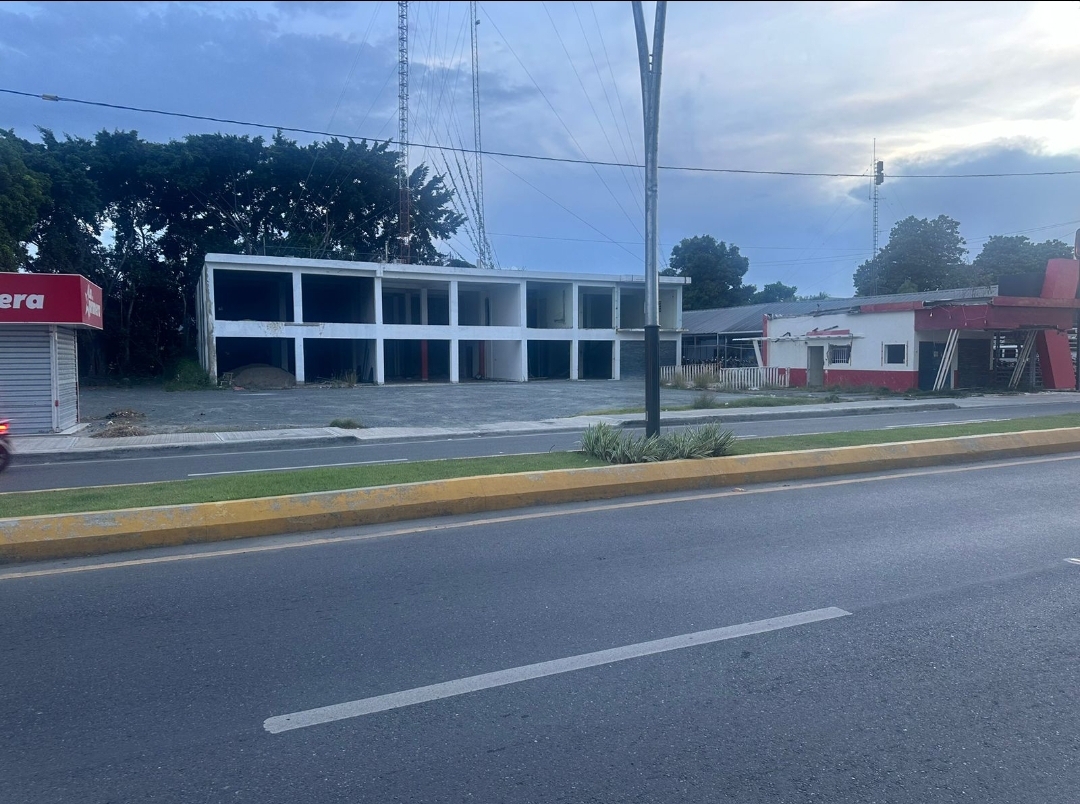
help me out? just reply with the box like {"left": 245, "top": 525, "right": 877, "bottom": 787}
{"left": 164, "top": 358, "right": 213, "bottom": 391}
{"left": 664, "top": 372, "right": 689, "bottom": 390}
{"left": 329, "top": 418, "right": 364, "bottom": 429}
{"left": 690, "top": 391, "right": 721, "bottom": 409}
{"left": 579, "top": 422, "right": 735, "bottom": 464}
{"left": 692, "top": 371, "right": 717, "bottom": 389}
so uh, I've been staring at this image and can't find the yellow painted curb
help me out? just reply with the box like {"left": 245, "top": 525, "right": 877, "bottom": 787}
{"left": 3, "top": 426, "right": 1080, "bottom": 563}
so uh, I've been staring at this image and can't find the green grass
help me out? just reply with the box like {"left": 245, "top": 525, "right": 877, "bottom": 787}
{"left": 6, "top": 413, "right": 1080, "bottom": 520}
{"left": 0, "top": 452, "right": 603, "bottom": 519}
{"left": 731, "top": 413, "right": 1080, "bottom": 455}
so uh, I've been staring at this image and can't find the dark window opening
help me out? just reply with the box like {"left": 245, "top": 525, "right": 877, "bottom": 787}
{"left": 528, "top": 340, "right": 571, "bottom": 379}
{"left": 301, "top": 275, "right": 375, "bottom": 324}
{"left": 215, "top": 337, "right": 294, "bottom": 377}
{"left": 580, "top": 290, "right": 613, "bottom": 329}
{"left": 214, "top": 270, "right": 293, "bottom": 322}
{"left": 885, "top": 343, "right": 906, "bottom": 365}
{"left": 579, "top": 341, "right": 613, "bottom": 379}
{"left": 384, "top": 339, "right": 451, "bottom": 382}
{"left": 304, "top": 338, "right": 377, "bottom": 384}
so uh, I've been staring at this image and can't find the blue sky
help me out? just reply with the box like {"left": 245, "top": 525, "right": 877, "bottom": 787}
{"left": 1, "top": 1, "right": 1079, "bottom": 296}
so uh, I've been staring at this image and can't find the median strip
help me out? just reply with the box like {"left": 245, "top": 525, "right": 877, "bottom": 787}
{"left": 3, "top": 415, "right": 1080, "bottom": 563}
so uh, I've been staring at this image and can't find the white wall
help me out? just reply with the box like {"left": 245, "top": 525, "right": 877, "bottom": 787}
{"left": 489, "top": 340, "right": 523, "bottom": 381}
{"left": 766, "top": 311, "right": 916, "bottom": 370}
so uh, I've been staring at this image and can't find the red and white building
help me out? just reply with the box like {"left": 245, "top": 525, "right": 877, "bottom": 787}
{"left": 0, "top": 273, "right": 104, "bottom": 433}
{"left": 762, "top": 258, "right": 1080, "bottom": 392}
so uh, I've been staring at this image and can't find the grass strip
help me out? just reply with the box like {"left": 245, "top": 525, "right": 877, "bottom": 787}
{"left": 731, "top": 413, "right": 1080, "bottom": 455}
{"left": 0, "top": 452, "right": 602, "bottom": 519}
{"left": 4, "top": 413, "right": 1080, "bottom": 519}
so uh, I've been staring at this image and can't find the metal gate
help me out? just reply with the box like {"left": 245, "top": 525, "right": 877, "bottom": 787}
{"left": 53, "top": 327, "right": 78, "bottom": 431}
{"left": 0, "top": 325, "right": 54, "bottom": 434}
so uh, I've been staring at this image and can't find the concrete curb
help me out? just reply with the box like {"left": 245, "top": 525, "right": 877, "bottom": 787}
{"left": 2, "top": 426, "right": 1079, "bottom": 564}
{"left": 10, "top": 401, "right": 961, "bottom": 464}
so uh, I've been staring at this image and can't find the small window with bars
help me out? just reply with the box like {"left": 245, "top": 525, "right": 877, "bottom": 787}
{"left": 828, "top": 344, "right": 851, "bottom": 365}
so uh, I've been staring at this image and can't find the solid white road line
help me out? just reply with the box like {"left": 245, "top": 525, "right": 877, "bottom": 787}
{"left": 186, "top": 458, "right": 408, "bottom": 477}
{"left": 1066, "top": 558, "right": 1080, "bottom": 565}
{"left": 263, "top": 606, "right": 851, "bottom": 734}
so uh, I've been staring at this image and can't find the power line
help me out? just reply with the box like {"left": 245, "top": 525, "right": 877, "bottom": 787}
{"left": 8, "top": 87, "right": 1078, "bottom": 179}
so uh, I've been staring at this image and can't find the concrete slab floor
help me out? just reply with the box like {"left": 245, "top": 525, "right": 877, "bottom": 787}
{"left": 76, "top": 381, "right": 830, "bottom": 432}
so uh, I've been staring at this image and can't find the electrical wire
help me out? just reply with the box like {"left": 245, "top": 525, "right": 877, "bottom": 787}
{"left": 6, "top": 87, "right": 1079, "bottom": 179}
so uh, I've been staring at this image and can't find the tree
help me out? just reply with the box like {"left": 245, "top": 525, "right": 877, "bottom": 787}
{"left": 0, "top": 131, "right": 50, "bottom": 271}
{"left": 964, "top": 235, "right": 1073, "bottom": 286}
{"left": 853, "top": 215, "right": 967, "bottom": 296}
{"left": 797, "top": 291, "right": 832, "bottom": 301}
{"left": 6, "top": 128, "right": 466, "bottom": 377}
{"left": 668, "top": 235, "right": 755, "bottom": 309}
{"left": 751, "top": 281, "right": 798, "bottom": 304}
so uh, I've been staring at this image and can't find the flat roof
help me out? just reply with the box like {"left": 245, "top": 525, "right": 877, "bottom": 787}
{"left": 204, "top": 253, "right": 689, "bottom": 286}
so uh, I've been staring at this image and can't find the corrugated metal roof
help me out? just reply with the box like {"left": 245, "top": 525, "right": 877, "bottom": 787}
{"left": 682, "top": 286, "right": 997, "bottom": 336}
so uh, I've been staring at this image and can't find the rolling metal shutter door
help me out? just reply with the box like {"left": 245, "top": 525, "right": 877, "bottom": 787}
{"left": 0, "top": 325, "right": 54, "bottom": 434}
{"left": 54, "top": 327, "right": 79, "bottom": 431}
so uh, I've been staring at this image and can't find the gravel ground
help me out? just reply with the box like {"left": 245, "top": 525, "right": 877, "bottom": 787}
{"left": 77, "top": 380, "right": 835, "bottom": 433}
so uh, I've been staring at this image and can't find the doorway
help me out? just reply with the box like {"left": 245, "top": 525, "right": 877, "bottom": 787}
{"left": 807, "top": 345, "right": 825, "bottom": 387}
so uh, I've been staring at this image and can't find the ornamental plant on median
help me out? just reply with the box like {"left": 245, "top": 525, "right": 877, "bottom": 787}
{"left": 579, "top": 422, "right": 736, "bottom": 464}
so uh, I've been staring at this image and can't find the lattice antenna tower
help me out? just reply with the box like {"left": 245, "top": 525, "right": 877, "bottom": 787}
{"left": 470, "top": 1, "right": 493, "bottom": 268}
{"left": 871, "top": 139, "right": 884, "bottom": 294}
{"left": 398, "top": 0, "right": 411, "bottom": 264}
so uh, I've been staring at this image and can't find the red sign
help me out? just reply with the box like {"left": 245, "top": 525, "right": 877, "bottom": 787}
{"left": 0, "top": 273, "right": 103, "bottom": 329}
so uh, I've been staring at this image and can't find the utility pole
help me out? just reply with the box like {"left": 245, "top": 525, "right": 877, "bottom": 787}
{"left": 397, "top": 0, "right": 411, "bottom": 264}
{"left": 632, "top": 0, "right": 666, "bottom": 439}
{"left": 469, "top": 0, "right": 492, "bottom": 269}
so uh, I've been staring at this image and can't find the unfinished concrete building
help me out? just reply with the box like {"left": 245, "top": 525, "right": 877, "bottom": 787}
{"left": 197, "top": 254, "right": 687, "bottom": 384}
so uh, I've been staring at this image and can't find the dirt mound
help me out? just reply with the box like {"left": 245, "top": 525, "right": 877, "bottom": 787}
{"left": 105, "top": 409, "right": 145, "bottom": 420}
{"left": 229, "top": 364, "right": 296, "bottom": 390}
{"left": 92, "top": 423, "right": 148, "bottom": 438}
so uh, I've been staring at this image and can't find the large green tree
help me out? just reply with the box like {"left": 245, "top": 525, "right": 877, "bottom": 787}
{"left": 0, "top": 131, "right": 50, "bottom": 270}
{"left": 666, "top": 235, "right": 755, "bottom": 310}
{"left": 7, "top": 128, "right": 466, "bottom": 377}
{"left": 751, "top": 281, "right": 798, "bottom": 304}
{"left": 853, "top": 215, "right": 967, "bottom": 296}
{"left": 963, "top": 235, "right": 1074, "bottom": 286}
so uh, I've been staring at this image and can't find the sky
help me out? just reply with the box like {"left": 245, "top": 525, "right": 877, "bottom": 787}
{"left": 1, "top": 0, "right": 1079, "bottom": 297}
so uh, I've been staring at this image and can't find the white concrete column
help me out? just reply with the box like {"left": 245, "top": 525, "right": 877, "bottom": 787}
{"left": 675, "top": 334, "right": 683, "bottom": 367}
{"left": 292, "top": 271, "right": 303, "bottom": 323}
{"left": 374, "top": 277, "right": 384, "bottom": 325}
{"left": 613, "top": 287, "right": 621, "bottom": 329}
{"left": 570, "top": 339, "right": 579, "bottom": 380}
{"left": 612, "top": 339, "right": 621, "bottom": 380}
{"left": 519, "top": 338, "right": 529, "bottom": 381}
{"left": 375, "top": 338, "right": 385, "bottom": 384}
{"left": 519, "top": 283, "right": 528, "bottom": 331}
{"left": 450, "top": 338, "right": 459, "bottom": 383}
{"left": 420, "top": 288, "right": 429, "bottom": 325}
{"left": 293, "top": 337, "right": 305, "bottom": 384}
{"left": 571, "top": 283, "right": 580, "bottom": 330}
{"left": 449, "top": 280, "right": 459, "bottom": 326}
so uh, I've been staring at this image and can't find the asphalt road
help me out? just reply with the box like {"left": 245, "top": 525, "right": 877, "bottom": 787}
{"left": 5, "top": 395, "right": 1080, "bottom": 492}
{"left": 2, "top": 455, "right": 1080, "bottom": 802}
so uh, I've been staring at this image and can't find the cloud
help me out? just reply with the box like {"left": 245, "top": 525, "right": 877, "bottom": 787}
{"left": 0, "top": 0, "right": 1077, "bottom": 298}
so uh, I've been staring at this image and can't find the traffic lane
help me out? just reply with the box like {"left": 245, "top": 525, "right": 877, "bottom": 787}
{"left": 8, "top": 395, "right": 1080, "bottom": 491}
{"left": 3, "top": 456, "right": 1080, "bottom": 801}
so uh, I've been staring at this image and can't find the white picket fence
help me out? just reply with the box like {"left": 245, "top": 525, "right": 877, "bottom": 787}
{"left": 660, "top": 364, "right": 789, "bottom": 391}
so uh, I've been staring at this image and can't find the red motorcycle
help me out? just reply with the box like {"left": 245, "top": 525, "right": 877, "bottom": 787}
{"left": 0, "top": 420, "right": 11, "bottom": 474}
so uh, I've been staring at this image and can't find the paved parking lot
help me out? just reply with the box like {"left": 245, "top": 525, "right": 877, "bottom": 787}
{"left": 79, "top": 380, "right": 770, "bottom": 432}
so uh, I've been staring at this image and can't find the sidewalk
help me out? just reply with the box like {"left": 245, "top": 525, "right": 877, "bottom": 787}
{"left": 10, "top": 397, "right": 972, "bottom": 462}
